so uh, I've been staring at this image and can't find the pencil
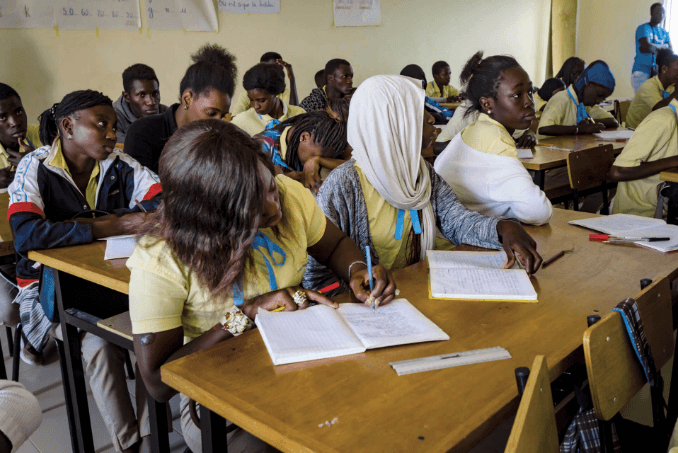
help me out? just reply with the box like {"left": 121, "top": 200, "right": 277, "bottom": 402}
{"left": 542, "top": 250, "right": 566, "bottom": 268}
{"left": 366, "top": 245, "right": 375, "bottom": 311}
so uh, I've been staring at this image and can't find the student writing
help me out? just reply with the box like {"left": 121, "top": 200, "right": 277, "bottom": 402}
{"left": 626, "top": 49, "right": 678, "bottom": 129}
{"left": 303, "top": 75, "right": 542, "bottom": 296}
{"left": 434, "top": 52, "right": 552, "bottom": 225}
{"left": 128, "top": 120, "right": 395, "bottom": 453}
{"left": 124, "top": 44, "right": 236, "bottom": 174}
{"left": 231, "top": 63, "right": 305, "bottom": 136}
{"left": 9, "top": 90, "right": 161, "bottom": 453}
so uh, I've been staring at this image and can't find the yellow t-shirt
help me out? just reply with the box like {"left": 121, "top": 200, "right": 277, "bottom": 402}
{"left": 425, "top": 81, "right": 460, "bottom": 99}
{"left": 612, "top": 99, "right": 678, "bottom": 217}
{"left": 231, "top": 102, "right": 305, "bottom": 136}
{"left": 534, "top": 93, "right": 547, "bottom": 113}
{"left": 48, "top": 138, "right": 100, "bottom": 210}
{"left": 127, "top": 175, "right": 326, "bottom": 342}
{"left": 0, "top": 124, "right": 41, "bottom": 169}
{"left": 230, "top": 87, "right": 292, "bottom": 117}
{"left": 460, "top": 113, "right": 518, "bottom": 158}
{"left": 537, "top": 88, "right": 614, "bottom": 140}
{"left": 626, "top": 76, "right": 675, "bottom": 129}
{"left": 279, "top": 126, "right": 291, "bottom": 160}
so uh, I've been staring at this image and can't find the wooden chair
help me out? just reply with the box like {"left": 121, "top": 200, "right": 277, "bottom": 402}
{"left": 614, "top": 100, "right": 631, "bottom": 126}
{"left": 505, "top": 356, "right": 559, "bottom": 453}
{"left": 566, "top": 144, "right": 616, "bottom": 214}
{"left": 584, "top": 274, "right": 674, "bottom": 452}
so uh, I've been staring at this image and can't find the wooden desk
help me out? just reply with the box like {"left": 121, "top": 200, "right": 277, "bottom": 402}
{"left": 161, "top": 208, "right": 678, "bottom": 453}
{"left": 440, "top": 102, "right": 461, "bottom": 110}
{"left": 661, "top": 169, "right": 678, "bottom": 184}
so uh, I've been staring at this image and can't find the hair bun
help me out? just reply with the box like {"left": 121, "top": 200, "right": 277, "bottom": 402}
{"left": 459, "top": 51, "right": 485, "bottom": 86}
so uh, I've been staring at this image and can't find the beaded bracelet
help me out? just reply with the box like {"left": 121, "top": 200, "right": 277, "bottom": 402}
{"left": 220, "top": 306, "right": 253, "bottom": 336}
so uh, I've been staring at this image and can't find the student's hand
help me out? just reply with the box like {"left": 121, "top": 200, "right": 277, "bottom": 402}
{"left": 348, "top": 264, "right": 397, "bottom": 308}
{"left": 241, "top": 286, "right": 339, "bottom": 319}
{"left": 302, "top": 157, "right": 323, "bottom": 194}
{"left": 0, "top": 166, "right": 15, "bottom": 188}
{"left": 515, "top": 131, "right": 536, "bottom": 148}
{"left": 7, "top": 148, "right": 27, "bottom": 167}
{"left": 446, "top": 96, "right": 461, "bottom": 103}
{"left": 276, "top": 59, "right": 294, "bottom": 80}
{"left": 496, "top": 220, "right": 542, "bottom": 275}
{"left": 576, "top": 121, "right": 605, "bottom": 134}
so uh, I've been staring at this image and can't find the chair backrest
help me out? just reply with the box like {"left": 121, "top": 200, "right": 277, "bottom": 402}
{"left": 566, "top": 144, "right": 616, "bottom": 190}
{"left": 583, "top": 274, "right": 674, "bottom": 421}
{"left": 614, "top": 100, "right": 631, "bottom": 126}
{"left": 505, "top": 356, "right": 559, "bottom": 453}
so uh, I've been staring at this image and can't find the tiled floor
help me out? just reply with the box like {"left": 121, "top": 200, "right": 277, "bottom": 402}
{"left": 2, "top": 326, "right": 675, "bottom": 452}
{"left": 1, "top": 329, "right": 187, "bottom": 453}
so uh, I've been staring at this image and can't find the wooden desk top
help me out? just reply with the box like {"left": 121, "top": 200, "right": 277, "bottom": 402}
{"left": 29, "top": 242, "right": 130, "bottom": 294}
{"left": 521, "top": 134, "right": 627, "bottom": 171}
{"left": 660, "top": 169, "right": 678, "bottom": 183}
{"left": 161, "top": 208, "right": 678, "bottom": 453}
{"left": 440, "top": 102, "right": 462, "bottom": 110}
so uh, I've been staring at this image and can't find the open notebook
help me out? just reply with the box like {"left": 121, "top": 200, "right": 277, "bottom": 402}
{"left": 427, "top": 250, "right": 537, "bottom": 302}
{"left": 256, "top": 299, "right": 449, "bottom": 365}
{"left": 569, "top": 214, "right": 678, "bottom": 253}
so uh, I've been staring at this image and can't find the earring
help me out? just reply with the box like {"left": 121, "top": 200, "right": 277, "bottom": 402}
{"left": 184, "top": 104, "right": 189, "bottom": 110}
{"left": 68, "top": 135, "right": 73, "bottom": 140}
{"left": 487, "top": 109, "right": 492, "bottom": 115}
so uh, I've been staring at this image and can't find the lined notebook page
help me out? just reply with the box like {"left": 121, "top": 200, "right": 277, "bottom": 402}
{"left": 427, "top": 251, "right": 508, "bottom": 269}
{"left": 256, "top": 305, "right": 365, "bottom": 365}
{"left": 593, "top": 130, "right": 634, "bottom": 140}
{"left": 337, "top": 299, "right": 449, "bottom": 350}
{"left": 430, "top": 268, "right": 537, "bottom": 301}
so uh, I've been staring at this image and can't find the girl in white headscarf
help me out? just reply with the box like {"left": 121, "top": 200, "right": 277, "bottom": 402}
{"left": 303, "top": 75, "right": 542, "bottom": 298}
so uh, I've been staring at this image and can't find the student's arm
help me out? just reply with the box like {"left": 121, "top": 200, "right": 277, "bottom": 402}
{"left": 639, "top": 37, "right": 671, "bottom": 54}
{"left": 288, "top": 156, "right": 347, "bottom": 194}
{"left": 652, "top": 91, "right": 678, "bottom": 111}
{"left": 609, "top": 156, "right": 678, "bottom": 181}
{"left": 278, "top": 60, "right": 298, "bottom": 106}
{"left": 514, "top": 130, "right": 536, "bottom": 148}
{"left": 538, "top": 122, "right": 605, "bottom": 136}
{"left": 0, "top": 167, "right": 14, "bottom": 189}
{"left": 596, "top": 117, "right": 619, "bottom": 128}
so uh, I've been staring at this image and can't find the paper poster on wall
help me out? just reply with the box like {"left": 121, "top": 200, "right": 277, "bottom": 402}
{"left": 334, "top": 0, "right": 380, "bottom": 27}
{"left": 218, "top": 0, "right": 279, "bottom": 14}
{"left": 0, "top": 1, "right": 53, "bottom": 28}
{"left": 145, "top": 0, "right": 218, "bottom": 32}
{"left": 54, "top": 0, "right": 141, "bottom": 31}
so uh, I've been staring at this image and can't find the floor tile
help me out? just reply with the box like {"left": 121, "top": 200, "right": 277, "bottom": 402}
{"left": 15, "top": 439, "right": 41, "bottom": 453}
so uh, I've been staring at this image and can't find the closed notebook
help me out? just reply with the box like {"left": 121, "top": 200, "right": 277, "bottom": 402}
{"left": 427, "top": 250, "right": 537, "bottom": 302}
{"left": 256, "top": 299, "right": 449, "bottom": 366}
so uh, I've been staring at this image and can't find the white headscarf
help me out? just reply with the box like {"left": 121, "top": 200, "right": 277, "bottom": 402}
{"left": 348, "top": 75, "right": 435, "bottom": 260}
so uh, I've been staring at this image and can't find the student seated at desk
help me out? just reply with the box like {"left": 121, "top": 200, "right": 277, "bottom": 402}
{"left": 231, "top": 51, "right": 298, "bottom": 116}
{"left": 231, "top": 63, "right": 305, "bottom": 136}
{"left": 626, "top": 49, "right": 678, "bottom": 129}
{"left": 534, "top": 78, "right": 566, "bottom": 112}
{"left": 434, "top": 52, "right": 552, "bottom": 225}
{"left": 399, "top": 64, "right": 454, "bottom": 123}
{"left": 128, "top": 119, "right": 395, "bottom": 453}
{"left": 124, "top": 44, "right": 235, "bottom": 174}
{"left": 113, "top": 63, "right": 167, "bottom": 143}
{"left": 426, "top": 61, "right": 461, "bottom": 103}
{"left": 537, "top": 60, "right": 618, "bottom": 140}
{"left": 254, "top": 110, "right": 347, "bottom": 194}
{"left": 299, "top": 59, "right": 353, "bottom": 111}
{"left": 556, "top": 56, "right": 586, "bottom": 88}
{"left": 303, "top": 75, "right": 542, "bottom": 295}
{"left": 609, "top": 98, "right": 678, "bottom": 217}
{"left": 9, "top": 90, "right": 161, "bottom": 453}
{"left": 0, "top": 83, "right": 43, "bottom": 189}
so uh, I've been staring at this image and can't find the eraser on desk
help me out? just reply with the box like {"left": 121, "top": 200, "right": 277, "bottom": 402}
{"left": 589, "top": 234, "right": 610, "bottom": 241}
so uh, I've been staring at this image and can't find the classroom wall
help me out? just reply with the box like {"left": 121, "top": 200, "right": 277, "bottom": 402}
{"left": 576, "top": 0, "right": 655, "bottom": 100}
{"left": 1, "top": 0, "right": 551, "bottom": 122}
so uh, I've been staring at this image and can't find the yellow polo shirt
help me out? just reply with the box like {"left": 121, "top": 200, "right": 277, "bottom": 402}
{"left": 626, "top": 76, "right": 675, "bottom": 129}
{"left": 534, "top": 93, "right": 547, "bottom": 113}
{"left": 230, "top": 87, "right": 291, "bottom": 117}
{"left": 0, "top": 124, "right": 41, "bottom": 169}
{"left": 425, "top": 81, "right": 460, "bottom": 99}
{"left": 127, "top": 175, "right": 326, "bottom": 343}
{"left": 537, "top": 88, "right": 614, "bottom": 140}
{"left": 48, "top": 139, "right": 100, "bottom": 210}
{"left": 612, "top": 99, "right": 678, "bottom": 217}
{"left": 461, "top": 113, "right": 518, "bottom": 158}
{"left": 231, "top": 102, "right": 305, "bottom": 136}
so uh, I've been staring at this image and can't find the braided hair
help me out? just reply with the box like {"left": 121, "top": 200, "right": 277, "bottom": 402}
{"left": 459, "top": 51, "right": 520, "bottom": 119}
{"left": 273, "top": 111, "right": 347, "bottom": 171}
{"left": 38, "top": 90, "right": 112, "bottom": 145}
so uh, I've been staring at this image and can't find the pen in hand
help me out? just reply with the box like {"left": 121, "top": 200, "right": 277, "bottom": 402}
{"left": 366, "top": 245, "right": 375, "bottom": 311}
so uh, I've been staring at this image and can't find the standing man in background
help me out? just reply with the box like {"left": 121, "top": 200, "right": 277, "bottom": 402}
{"left": 632, "top": 3, "right": 672, "bottom": 92}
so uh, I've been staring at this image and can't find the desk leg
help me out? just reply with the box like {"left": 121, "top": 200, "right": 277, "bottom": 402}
{"left": 145, "top": 387, "right": 170, "bottom": 453}
{"left": 665, "top": 182, "right": 678, "bottom": 225}
{"left": 532, "top": 170, "right": 545, "bottom": 191}
{"left": 200, "top": 405, "right": 227, "bottom": 453}
{"left": 55, "top": 269, "right": 95, "bottom": 453}
{"left": 55, "top": 338, "right": 79, "bottom": 453}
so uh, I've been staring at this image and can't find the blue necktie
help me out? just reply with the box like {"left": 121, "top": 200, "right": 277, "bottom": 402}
{"left": 566, "top": 88, "right": 588, "bottom": 124}
{"left": 394, "top": 209, "right": 422, "bottom": 240}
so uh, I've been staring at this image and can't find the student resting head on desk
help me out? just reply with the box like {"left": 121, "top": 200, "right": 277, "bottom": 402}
{"left": 535, "top": 78, "right": 566, "bottom": 113}
{"left": 434, "top": 52, "right": 553, "bottom": 225}
{"left": 426, "top": 60, "right": 461, "bottom": 103}
{"left": 231, "top": 51, "right": 298, "bottom": 116}
{"left": 8, "top": 89, "right": 161, "bottom": 453}
{"left": 231, "top": 63, "right": 306, "bottom": 136}
{"left": 124, "top": 43, "right": 236, "bottom": 174}
{"left": 555, "top": 56, "right": 586, "bottom": 88}
{"left": 537, "top": 60, "right": 619, "bottom": 140}
{"left": 0, "top": 83, "right": 43, "bottom": 189}
{"left": 609, "top": 96, "right": 678, "bottom": 217}
{"left": 626, "top": 48, "right": 678, "bottom": 129}
{"left": 127, "top": 119, "right": 396, "bottom": 452}
{"left": 299, "top": 58, "right": 354, "bottom": 112}
{"left": 303, "top": 75, "right": 543, "bottom": 296}
{"left": 254, "top": 110, "right": 348, "bottom": 194}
